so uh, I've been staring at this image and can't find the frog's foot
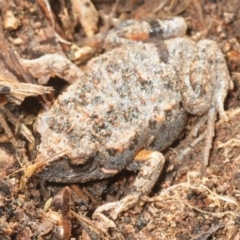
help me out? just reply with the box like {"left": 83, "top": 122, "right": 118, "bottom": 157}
{"left": 92, "top": 150, "right": 165, "bottom": 229}
{"left": 188, "top": 109, "right": 217, "bottom": 166}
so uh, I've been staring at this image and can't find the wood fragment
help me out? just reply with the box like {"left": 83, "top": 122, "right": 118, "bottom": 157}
{"left": 194, "top": 223, "right": 225, "bottom": 240}
{"left": 71, "top": 210, "right": 109, "bottom": 239}
{"left": 0, "top": 111, "right": 29, "bottom": 166}
{"left": 37, "top": 0, "right": 71, "bottom": 44}
{"left": 0, "top": 105, "right": 34, "bottom": 143}
{"left": 71, "top": 0, "right": 99, "bottom": 37}
{"left": 3, "top": 10, "right": 20, "bottom": 30}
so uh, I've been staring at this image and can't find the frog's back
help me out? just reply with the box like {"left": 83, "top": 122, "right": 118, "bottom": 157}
{"left": 35, "top": 42, "right": 187, "bottom": 182}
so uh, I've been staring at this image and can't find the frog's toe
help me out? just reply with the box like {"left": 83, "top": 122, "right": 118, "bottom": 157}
{"left": 93, "top": 205, "right": 117, "bottom": 228}
{"left": 216, "top": 101, "right": 228, "bottom": 121}
{"left": 93, "top": 194, "right": 139, "bottom": 228}
{"left": 202, "top": 107, "right": 217, "bottom": 166}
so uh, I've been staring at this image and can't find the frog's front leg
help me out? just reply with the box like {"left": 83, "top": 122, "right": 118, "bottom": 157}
{"left": 20, "top": 54, "right": 84, "bottom": 85}
{"left": 20, "top": 17, "right": 188, "bottom": 81}
{"left": 92, "top": 150, "right": 165, "bottom": 228}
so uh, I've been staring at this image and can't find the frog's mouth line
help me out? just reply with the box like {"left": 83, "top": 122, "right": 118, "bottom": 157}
{"left": 38, "top": 156, "right": 109, "bottom": 183}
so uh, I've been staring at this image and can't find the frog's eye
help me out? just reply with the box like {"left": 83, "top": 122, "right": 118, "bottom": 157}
{"left": 69, "top": 156, "right": 95, "bottom": 172}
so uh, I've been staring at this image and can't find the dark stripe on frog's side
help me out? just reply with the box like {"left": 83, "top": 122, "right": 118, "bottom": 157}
{"left": 148, "top": 21, "right": 169, "bottom": 63}
{"left": 0, "top": 85, "right": 10, "bottom": 94}
{"left": 156, "top": 41, "right": 169, "bottom": 63}
{"left": 149, "top": 21, "right": 164, "bottom": 38}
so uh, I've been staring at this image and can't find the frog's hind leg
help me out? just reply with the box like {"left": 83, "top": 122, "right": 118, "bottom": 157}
{"left": 180, "top": 39, "right": 232, "bottom": 166}
{"left": 93, "top": 150, "right": 165, "bottom": 228}
{"left": 193, "top": 40, "right": 233, "bottom": 166}
{"left": 104, "top": 17, "right": 187, "bottom": 49}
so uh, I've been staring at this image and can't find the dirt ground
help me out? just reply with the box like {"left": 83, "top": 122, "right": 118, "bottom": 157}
{"left": 0, "top": 0, "right": 240, "bottom": 239}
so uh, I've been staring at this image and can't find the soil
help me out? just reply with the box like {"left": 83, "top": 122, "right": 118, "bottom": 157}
{"left": 0, "top": 0, "right": 240, "bottom": 239}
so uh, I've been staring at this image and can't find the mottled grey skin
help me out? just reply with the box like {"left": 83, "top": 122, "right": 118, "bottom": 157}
{"left": 22, "top": 20, "right": 231, "bottom": 183}
{"left": 21, "top": 17, "right": 233, "bottom": 227}
{"left": 35, "top": 42, "right": 187, "bottom": 183}
{"left": 21, "top": 17, "right": 232, "bottom": 184}
{"left": 30, "top": 34, "right": 231, "bottom": 183}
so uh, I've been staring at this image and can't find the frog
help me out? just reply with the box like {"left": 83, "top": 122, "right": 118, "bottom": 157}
{"left": 21, "top": 16, "right": 233, "bottom": 228}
